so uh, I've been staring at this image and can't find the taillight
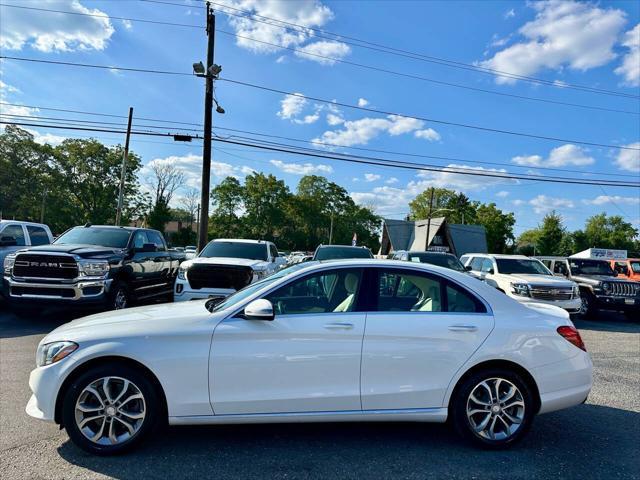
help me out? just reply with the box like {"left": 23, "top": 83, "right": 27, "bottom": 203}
{"left": 557, "top": 326, "right": 586, "bottom": 351}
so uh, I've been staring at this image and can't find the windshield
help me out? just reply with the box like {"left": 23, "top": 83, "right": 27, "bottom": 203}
{"left": 495, "top": 258, "right": 551, "bottom": 275}
{"left": 631, "top": 262, "right": 640, "bottom": 273}
{"left": 569, "top": 259, "right": 614, "bottom": 276}
{"left": 209, "top": 262, "right": 314, "bottom": 312}
{"left": 314, "top": 246, "right": 372, "bottom": 260}
{"left": 409, "top": 253, "right": 465, "bottom": 272}
{"left": 55, "top": 227, "right": 131, "bottom": 248}
{"left": 200, "top": 241, "right": 267, "bottom": 261}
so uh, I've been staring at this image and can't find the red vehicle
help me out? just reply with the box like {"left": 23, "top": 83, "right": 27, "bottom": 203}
{"left": 610, "top": 259, "right": 640, "bottom": 282}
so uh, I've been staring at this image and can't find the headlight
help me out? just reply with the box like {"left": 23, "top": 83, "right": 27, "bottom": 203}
{"left": 253, "top": 269, "right": 268, "bottom": 281}
{"left": 78, "top": 259, "right": 109, "bottom": 277}
{"left": 36, "top": 341, "right": 78, "bottom": 367}
{"left": 3, "top": 253, "right": 16, "bottom": 275}
{"left": 178, "top": 266, "right": 188, "bottom": 280}
{"left": 511, "top": 283, "right": 530, "bottom": 297}
{"left": 572, "top": 285, "right": 580, "bottom": 298}
{"left": 602, "top": 282, "right": 611, "bottom": 293}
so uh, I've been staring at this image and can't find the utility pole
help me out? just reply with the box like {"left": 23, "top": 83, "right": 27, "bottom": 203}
{"left": 197, "top": 3, "right": 215, "bottom": 252}
{"left": 115, "top": 107, "right": 133, "bottom": 226}
{"left": 328, "top": 214, "right": 334, "bottom": 244}
{"left": 425, "top": 188, "right": 435, "bottom": 251}
{"left": 196, "top": 203, "right": 201, "bottom": 234}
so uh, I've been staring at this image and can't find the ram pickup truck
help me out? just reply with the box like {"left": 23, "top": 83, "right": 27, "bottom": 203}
{"left": 3, "top": 225, "right": 184, "bottom": 311}
{"left": 537, "top": 256, "right": 640, "bottom": 319}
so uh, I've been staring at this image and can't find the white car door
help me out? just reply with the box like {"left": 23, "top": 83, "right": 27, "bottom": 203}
{"left": 210, "top": 267, "right": 366, "bottom": 415}
{"left": 361, "top": 267, "right": 494, "bottom": 410}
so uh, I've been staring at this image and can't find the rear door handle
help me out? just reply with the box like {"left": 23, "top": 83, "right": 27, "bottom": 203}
{"left": 324, "top": 322, "right": 354, "bottom": 330}
{"left": 448, "top": 324, "right": 478, "bottom": 332}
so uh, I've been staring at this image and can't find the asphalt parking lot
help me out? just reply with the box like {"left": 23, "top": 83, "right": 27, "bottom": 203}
{"left": 1, "top": 305, "right": 638, "bottom": 480}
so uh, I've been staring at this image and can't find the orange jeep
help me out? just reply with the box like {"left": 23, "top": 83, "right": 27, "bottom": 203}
{"left": 610, "top": 259, "right": 640, "bottom": 282}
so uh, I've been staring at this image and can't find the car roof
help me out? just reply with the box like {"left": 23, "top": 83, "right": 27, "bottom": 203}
{"left": 70, "top": 225, "right": 140, "bottom": 231}
{"left": 0, "top": 220, "right": 49, "bottom": 227}
{"left": 316, "top": 245, "right": 368, "bottom": 249}
{"left": 210, "top": 238, "right": 269, "bottom": 244}
{"left": 466, "top": 253, "right": 531, "bottom": 259}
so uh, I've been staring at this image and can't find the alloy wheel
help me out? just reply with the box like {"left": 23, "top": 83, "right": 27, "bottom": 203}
{"left": 74, "top": 376, "right": 146, "bottom": 446}
{"left": 466, "top": 378, "right": 525, "bottom": 441}
{"left": 113, "top": 289, "right": 128, "bottom": 309}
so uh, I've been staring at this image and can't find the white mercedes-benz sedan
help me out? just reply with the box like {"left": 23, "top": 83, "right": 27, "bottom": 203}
{"left": 26, "top": 259, "right": 592, "bottom": 455}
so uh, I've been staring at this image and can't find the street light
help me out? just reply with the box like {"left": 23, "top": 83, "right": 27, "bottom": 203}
{"left": 192, "top": 62, "right": 205, "bottom": 76}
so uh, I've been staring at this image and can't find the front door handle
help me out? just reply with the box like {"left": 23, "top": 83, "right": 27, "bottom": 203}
{"left": 448, "top": 324, "right": 478, "bottom": 332}
{"left": 324, "top": 322, "right": 354, "bottom": 330}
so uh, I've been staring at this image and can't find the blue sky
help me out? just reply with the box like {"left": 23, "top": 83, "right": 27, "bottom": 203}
{"left": 1, "top": 0, "right": 639, "bottom": 237}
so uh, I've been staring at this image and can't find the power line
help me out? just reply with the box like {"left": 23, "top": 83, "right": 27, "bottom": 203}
{"left": 3, "top": 120, "right": 639, "bottom": 187}
{"left": 2, "top": 105, "right": 637, "bottom": 178}
{"left": 3, "top": 56, "right": 637, "bottom": 151}
{"left": 2, "top": 2, "right": 638, "bottom": 112}
{"left": 147, "top": 0, "right": 640, "bottom": 99}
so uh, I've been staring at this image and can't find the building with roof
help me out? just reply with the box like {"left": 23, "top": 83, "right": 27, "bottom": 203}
{"left": 378, "top": 217, "right": 487, "bottom": 257}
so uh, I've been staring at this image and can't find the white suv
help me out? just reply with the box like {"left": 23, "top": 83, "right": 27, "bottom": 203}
{"left": 460, "top": 254, "right": 581, "bottom": 314}
{"left": 174, "top": 239, "right": 282, "bottom": 302}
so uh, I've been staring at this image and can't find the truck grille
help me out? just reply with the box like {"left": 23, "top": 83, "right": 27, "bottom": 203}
{"left": 187, "top": 264, "right": 253, "bottom": 291}
{"left": 529, "top": 286, "right": 574, "bottom": 301}
{"left": 609, "top": 282, "right": 638, "bottom": 297}
{"left": 13, "top": 254, "right": 78, "bottom": 279}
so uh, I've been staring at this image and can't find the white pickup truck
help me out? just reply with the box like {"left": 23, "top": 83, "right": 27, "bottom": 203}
{"left": 174, "top": 239, "right": 286, "bottom": 302}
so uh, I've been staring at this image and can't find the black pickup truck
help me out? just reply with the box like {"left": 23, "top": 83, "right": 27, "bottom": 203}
{"left": 3, "top": 225, "right": 184, "bottom": 311}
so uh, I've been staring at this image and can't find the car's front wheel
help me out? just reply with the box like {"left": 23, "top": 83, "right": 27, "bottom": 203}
{"left": 62, "top": 364, "right": 160, "bottom": 455}
{"left": 451, "top": 369, "right": 535, "bottom": 448}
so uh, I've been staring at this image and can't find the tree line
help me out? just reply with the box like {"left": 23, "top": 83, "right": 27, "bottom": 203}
{"left": 1, "top": 126, "right": 637, "bottom": 254}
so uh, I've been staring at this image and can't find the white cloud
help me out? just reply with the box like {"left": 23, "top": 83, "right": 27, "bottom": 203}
{"left": 496, "top": 191, "right": 510, "bottom": 198}
{"left": 583, "top": 195, "right": 640, "bottom": 206}
{"left": 27, "top": 129, "right": 67, "bottom": 146}
{"left": 326, "top": 113, "right": 344, "bottom": 126}
{"left": 277, "top": 93, "right": 307, "bottom": 120}
{"left": 529, "top": 195, "right": 575, "bottom": 214}
{"left": 504, "top": 8, "right": 515, "bottom": 19}
{"left": 414, "top": 128, "right": 441, "bottom": 142}
{"left": 512, "top": 199, "right": 525, "bottom": 206}
{"left": 222, "top": 1, "right": 348, "bottom": 65}
{"left": 480, "top": 1, "right": 627, "bottom": 84}
{"left": 615, "top": 24, "right": 640, "bottom": 86}
{"left": 364, "top": 173, "right": 381, "bottom": 182}
{"left": 416, "top": 164, "right": 518, "bottom": 191}
{"left": 314, "top": 114, "right": 438, "bottom": 147}
{"left": 294, "top": 40, "right": 351, "bottom": 65}
{"left": 385, "top": 177, "right": 399, "bottom": 184}
{"left": 1, "top": 0, "right": 115, "bottom": 52}
{"left": 270, "top": 159, "right": 333, "bottom": 175}
{"left": 357, "top": 98, "right": 369, "bottom": 107}
{"left": 512, "top": 144, "right": 594, "bottom": 167}
{"left": 615, "top": 143, "right": 640, "bottom": 172}
{"left": 121, "top": 19, "right": 133, "bottom": 30}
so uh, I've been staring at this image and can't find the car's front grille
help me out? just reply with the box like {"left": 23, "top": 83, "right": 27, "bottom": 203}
{"left": 187, "top": 264, "right": 253, "bottom": 290}
{"left": 13, "top": 254, "right": 78, "bottom": 279}
{"left": 529, "top": 286, "right": 574, "bottom": 301}
{"left": 609, "top": 282, "right": 638, "bottom": 297}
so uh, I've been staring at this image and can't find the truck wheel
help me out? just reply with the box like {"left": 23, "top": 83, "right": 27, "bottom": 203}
{"left": 579, "top": 291, "right": 596, "bottom": 319}
{"left": 108, "top": 282, "right": 131, "bottom": 310}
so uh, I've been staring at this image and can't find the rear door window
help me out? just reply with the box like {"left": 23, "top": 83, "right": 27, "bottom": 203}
{"left": 26, "top": 226, "right": 50, "bottom": 246}
{"left": 469, "top": 257, "right": 483, "bottom": 271}
{"left": 1, "top": 224, "right": 26, "bottom": 246}
{"left": 481, "top": 258, "right": 494, "bottom": 273}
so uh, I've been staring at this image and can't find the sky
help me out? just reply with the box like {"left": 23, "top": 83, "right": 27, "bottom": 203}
{"left": 1, "top": 0, "right": 639, "bottom": 237}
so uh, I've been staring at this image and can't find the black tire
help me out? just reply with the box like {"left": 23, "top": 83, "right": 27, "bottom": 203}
{"left": 107, "top": 281, "right": 131, "bottom": 310}
{"left": 579, "top": 291, "right": 597, "bottom": 319}
{"left": 450, "top": 368, "right": 535, "bottom": 449}
{"left": 62, "top": 363, "right": 160, "bottom": 455}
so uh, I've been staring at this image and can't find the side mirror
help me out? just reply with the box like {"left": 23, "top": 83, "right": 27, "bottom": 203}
{"left": 464, "top": 265, "right": 472, "bottom": 271}
{"left": 244, "top": 299, "right": 274, "bottom": 321}
{"left": 0, "top": 235, "right": 17, "bottom": 247}
{"left": 487, "top": 268, "right": 495, "bottom": 275}
{"left": 612, "top": 271, "right": 618, "bottom": 277}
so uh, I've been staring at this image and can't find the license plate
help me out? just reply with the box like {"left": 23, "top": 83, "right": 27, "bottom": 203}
{"left": 625, "top": 298, "right": 635, "bottom": 305}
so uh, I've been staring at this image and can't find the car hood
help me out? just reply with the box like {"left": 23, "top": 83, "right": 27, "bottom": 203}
{"left": 184, "top": 257, "right": 269, "bottom": 269}
{"left": 17, "top": 243, "right": 124, "bottom": 258}
{"left": 44, "top": 301, "right": 215, "bottom": 343}
{"left": 505, "top": 274, "right": 574, "bottom": 286}
{"left": 570, "top": 274, "right": 625, "bottom": 285}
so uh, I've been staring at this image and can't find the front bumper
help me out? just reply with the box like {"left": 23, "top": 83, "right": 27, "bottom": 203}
{"left": 593, "top": 294, "right": 640, "bottom": 311}
{"left": 508, "top": 292, "right": 582, "bottom": 313}
{"left": 5, "top": 276, "right": 112, "bottom": 304}
{"left": 173, "top": 277, "right": 235, "bottom": 302}
{"left": 26, "top": 362, "right": 65, "bottom": 423}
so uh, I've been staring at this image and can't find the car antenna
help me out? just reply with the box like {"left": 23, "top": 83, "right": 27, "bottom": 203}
{"left": 84, "top": 223, "right": 92, "bottom": 228}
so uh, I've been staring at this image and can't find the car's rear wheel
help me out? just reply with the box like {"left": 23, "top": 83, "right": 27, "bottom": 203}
{"left": 108, "top": 282, "right": 131, "bottom": 310}
{"left": 62, "top": 364, "right": 159, "bottom": 455}
{"left": 451, "top": 369, "right": 535, "bottom": 448}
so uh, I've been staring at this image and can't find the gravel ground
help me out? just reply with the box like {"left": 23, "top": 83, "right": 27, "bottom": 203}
{"left": 1, "top": 306, "right": 638, "bottom": 480}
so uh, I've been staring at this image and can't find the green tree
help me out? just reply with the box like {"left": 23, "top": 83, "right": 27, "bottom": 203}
{"left": 579, "top": 213, "right": 638, "bottom": 251}
{"left": 409, "top": 187, "right": 458, "bottom": 220}
{"left": 147, "top": 199, "right": 171, "bottom": 233}
{"left": 210, "top": 177, "right": 246, "bottom": 239}
{"left": 536, "top": 211, "right": 565, "bottom": 255}
{"left": 243, "top": 173, "right": 291, "bottom": 240}
{"left": 516, "top": 228, "right": 541, "bottom": 255}
{"left": 475, "top": 203, "right": 515, "bottom": 253}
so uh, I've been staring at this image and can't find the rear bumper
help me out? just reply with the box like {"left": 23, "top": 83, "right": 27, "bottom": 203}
{"left": 173, "top": 277, "right": 235, "bottom": 302}
{"left": 534, "top": 351, "right": 593, "bottom": 414}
